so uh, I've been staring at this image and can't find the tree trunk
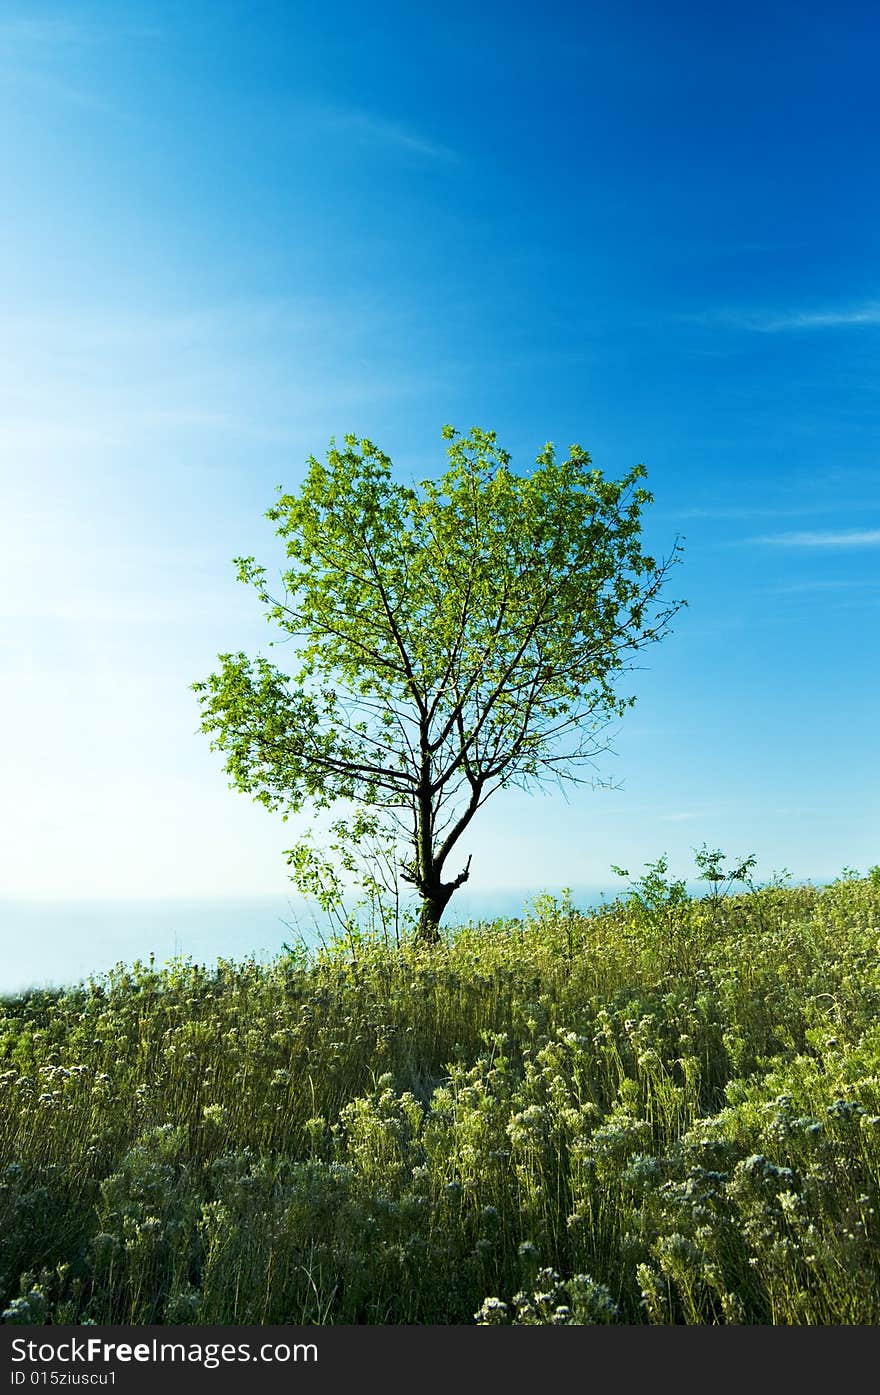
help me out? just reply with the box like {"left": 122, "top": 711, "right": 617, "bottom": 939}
{"left": 412, "top": 763, "right": 473, "bottom": 942}
{"left": 416, "top": 888, "right": 453, "bottom": 943}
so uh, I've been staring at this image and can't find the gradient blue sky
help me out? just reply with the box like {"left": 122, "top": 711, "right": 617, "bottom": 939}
{"left": 2, "top": 1, "right": 879, "bottom": 938}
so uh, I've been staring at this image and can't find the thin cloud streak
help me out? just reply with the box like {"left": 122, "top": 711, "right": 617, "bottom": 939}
{"left": 0, "top": 297, "right": 449, "bottom": 453}
{"left": 0, "top": 17, "right": 101, "bottom": 47}
{"left": 691, "top": 302, "right": 880, "bottom": 333}
{"left": 308, "top": 103, "right": 459, "bottom": 163}
{"left": 773, "top": 578, "right": 880, "bottom": 594}
{"left": 0, "top": 15, "right": 160, "bottom": 48}
{"left": 754, "top": 529, "right": 880, "bottom": 548}
{"left": 0, "top": 13, "right": 159, "bottom": 117}
{"left": 755, "top": 305, "right": 880, "bottom": 332}
{"left": 672, "top": 502, "right": 878, "bottom": 522}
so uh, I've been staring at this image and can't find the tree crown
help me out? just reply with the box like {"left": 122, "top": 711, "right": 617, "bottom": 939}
{"left": 193, "top": 426, "right": 683, "bottom": 936}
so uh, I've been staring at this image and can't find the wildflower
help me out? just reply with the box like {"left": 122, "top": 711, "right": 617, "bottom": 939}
{"left": 827, "top": 1099, "right": 864, "bottom": 1121}
{"left": 474, "top": 1297, "right": 508, "bottom": 1325}
{"left": 567, "top": 1274, "right": 620, "bottom": 1323}
{"left": 2, "top": 1290, "right": 48, "bottom": 1325}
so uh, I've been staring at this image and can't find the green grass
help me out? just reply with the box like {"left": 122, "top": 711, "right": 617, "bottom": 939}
{"left": 2, "top": 870, "right": 880, "bottom": 1325}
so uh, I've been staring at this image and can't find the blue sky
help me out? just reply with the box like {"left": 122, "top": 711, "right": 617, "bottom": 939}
{"left": 2, "top": 1, "right": 878, "bottom": 966}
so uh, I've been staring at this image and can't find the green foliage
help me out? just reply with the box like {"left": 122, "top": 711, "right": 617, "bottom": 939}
{"left": 2, "top": 872, "right": 880, "bottom": 1324}
{"left": 284, "top": 811, "right": 415, "bottom": 950}
{"left": 694, "top": 844, "right": 758, "bottom": 901}
{"left": 194, "top": 427, "right": 683, "bottom": 938}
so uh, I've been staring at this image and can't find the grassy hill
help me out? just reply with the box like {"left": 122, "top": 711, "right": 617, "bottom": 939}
{"left": 2, "top": 870, "right": 879, "bottom": 1324}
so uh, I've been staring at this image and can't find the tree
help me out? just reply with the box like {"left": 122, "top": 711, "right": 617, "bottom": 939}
{"left": 193, "top": 426, "right": 684, "bottom": 942}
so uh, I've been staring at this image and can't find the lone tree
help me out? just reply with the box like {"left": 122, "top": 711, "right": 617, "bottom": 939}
{"left": 194, "top": 427, "right": 683, "bottom": 942}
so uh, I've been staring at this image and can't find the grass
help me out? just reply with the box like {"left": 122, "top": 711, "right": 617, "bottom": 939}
{"left": 1, "top": 867, "right": 879, "bottom": 1325}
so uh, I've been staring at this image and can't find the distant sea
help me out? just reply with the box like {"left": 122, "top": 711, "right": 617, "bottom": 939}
{"left": 0, "top": 885, "right": 613, "bottom": 996}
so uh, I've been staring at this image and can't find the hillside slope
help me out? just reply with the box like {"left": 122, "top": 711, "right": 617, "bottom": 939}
{"left": 2, "top": 873, "right": 879, "bottom": 1324}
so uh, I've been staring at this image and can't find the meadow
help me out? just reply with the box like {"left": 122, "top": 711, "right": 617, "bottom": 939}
{"left": 1, "top": 866, "right": 879, "bottom": 1326}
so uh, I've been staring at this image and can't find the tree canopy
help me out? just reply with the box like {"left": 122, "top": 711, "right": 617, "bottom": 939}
{"left": 194, "top": 426, "right": 683, "bottom": 940}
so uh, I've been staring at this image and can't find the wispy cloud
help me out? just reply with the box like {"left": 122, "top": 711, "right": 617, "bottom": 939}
{"left": 754, "top": 529, "right": 880, "bottom": 548}
{"left": 757, "top": 305, "right": 880, "bottom": 332}
{"left": 773, "top": 578, "right": 880, "bottom": 594}
{"left": 0, "top": 296, "right": 448, "bottom": 458}
{"left": 692, "top": 301, "right": 880, "bottom": 333}
{"left": 674, "top": 502, "right": 874, "bottom": 522}
{"left": 0, "top": 13, "right": 159, "bottom": 48}
{"left": 0, "top": 16, "right": 98, "bottom": 47}
{"left": 308, "top": 104, "right": 459, "bottom": 163}
{"left": 0, "top": 11, "right": 159, "bottom": 115}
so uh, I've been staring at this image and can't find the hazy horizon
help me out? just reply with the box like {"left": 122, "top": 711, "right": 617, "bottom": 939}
{"left": 2, "top": 885, "right": 608, "bottom": 995}
{"left": 1, "top": 860, "right": 848, "bottom": 996}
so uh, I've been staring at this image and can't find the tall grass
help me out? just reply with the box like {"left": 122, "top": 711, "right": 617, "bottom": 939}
{"left": 1, "top": 870, "right": 879, "bottom": 1324}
